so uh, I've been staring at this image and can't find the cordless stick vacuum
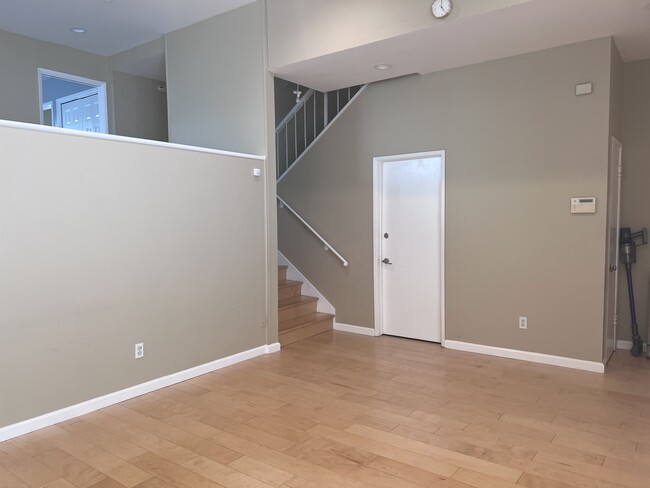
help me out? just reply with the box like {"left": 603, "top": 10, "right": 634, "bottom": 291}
{"left": 619, "top": 227, "right": 648, "bottom": 357}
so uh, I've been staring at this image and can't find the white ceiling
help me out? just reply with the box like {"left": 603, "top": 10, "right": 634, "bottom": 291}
{"left": 274, "top": 0, "right": 650, "bottom": 92}
{"left": 0, "top": 0, "right": 649, "bottom": 90}
{"left": 0, "top": 0, "right": 257, "bottom": 56}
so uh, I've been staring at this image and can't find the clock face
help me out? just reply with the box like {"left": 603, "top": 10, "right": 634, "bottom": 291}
{"left": 432, "top": 0, "right": 453, "bottom": 19}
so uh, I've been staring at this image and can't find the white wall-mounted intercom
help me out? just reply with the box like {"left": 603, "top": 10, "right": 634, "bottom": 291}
{"left": 570, "top": 197, "right": 596, "bottom": 214}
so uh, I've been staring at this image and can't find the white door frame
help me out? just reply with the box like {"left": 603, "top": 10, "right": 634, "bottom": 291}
{"left": 38, "top": 68, "right": 108, "bottom": 133}
{"left": 373, "top": 150, "right": 446, "bottom": 344}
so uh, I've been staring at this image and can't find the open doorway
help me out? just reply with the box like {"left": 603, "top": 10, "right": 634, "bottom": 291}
{"left": 38, "top": 68, "right": 108, "bottom": 134}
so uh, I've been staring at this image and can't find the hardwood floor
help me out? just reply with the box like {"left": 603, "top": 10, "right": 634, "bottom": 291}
{"left": 2, "top": 332, "right": 650, "bottom": 488}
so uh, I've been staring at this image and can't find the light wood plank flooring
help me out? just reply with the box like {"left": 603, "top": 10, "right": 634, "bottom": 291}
{"left": 2, "top": 332, "right": 650, "bottom": 488}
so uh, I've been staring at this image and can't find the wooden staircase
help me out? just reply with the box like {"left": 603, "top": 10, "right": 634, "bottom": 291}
{"left": 278, "top": 265, "right": 334, "bottom": 346}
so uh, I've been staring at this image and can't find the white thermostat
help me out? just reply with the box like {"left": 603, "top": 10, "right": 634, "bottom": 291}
{"left": 571, "top": 197, "right": 596, "bottom": 214}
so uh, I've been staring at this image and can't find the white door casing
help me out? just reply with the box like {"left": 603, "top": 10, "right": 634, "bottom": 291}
{"left": 38, "top": 68, "right": 108, "bottom": 134}
{"left": 373, "top": 151, "right": 445, "bottom": 343}
{"left": 604, "top": 137, "right": 622, "bottom": 363}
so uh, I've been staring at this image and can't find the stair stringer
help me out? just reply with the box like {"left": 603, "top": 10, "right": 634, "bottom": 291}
{"left": 278, "top": 251, "right": 335, "bottom": 315}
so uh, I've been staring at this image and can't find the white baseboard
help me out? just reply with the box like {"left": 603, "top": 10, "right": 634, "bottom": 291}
{"left": 616, "top": 340, "right": 648, "bottom": 352}
{"left": 0, "top": 342, "right": 281, "bottom": 443}
{"left": 278, "top": 251, "right": 335, "bottom": 315}
{"left": 617, "top": 340, "right": 632, "bottom": 350}
{"left": 444, "top": 340, "right": 604, "bottom": 374}
{"left": 334, "top": 322, "right": 379, "bottom": 336}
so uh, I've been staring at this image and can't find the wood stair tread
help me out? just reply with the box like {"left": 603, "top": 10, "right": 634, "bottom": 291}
{"left": 278, "top": 295, "right": 318, "bottom": 310}
{"left": 279, "top": 312, "right": 334, "bottom": 333}
{"left": 276, "top": 265, "right": 331, "bottom": 346}
{"left": 278, "top": 279, "right": 302, "bottom": 288}
{"left": 279, "top": 313, "right": 334, "bottom": 346}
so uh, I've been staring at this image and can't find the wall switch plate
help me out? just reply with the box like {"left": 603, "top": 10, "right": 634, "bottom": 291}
{"left": 135, "top": 343, "right": 144, "bottom": 359}
{"left": 575, "top": 83, "right": 593, "bottom": 96}
{"left": 519, "top": 317, "right": 528, "bottom": 329}
{"left": 253, "top": 168, "right": 262, "bottom": 177}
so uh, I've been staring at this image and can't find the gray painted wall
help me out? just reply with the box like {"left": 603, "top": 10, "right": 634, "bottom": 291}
{"left": 166, "top": 2, "right": 266, "bottom": 155}
{"left": 619, "top": 58, "right": 650, "bottom": 344}
{"left": 278, "top": 38, "right": 613, "bottom": 362}
{"left": 113, "top": 71, "right": 168, "bottom": 142}
{"left": 0, "top": 29, "right": 110, "bottom": 126}
{"left": 0, "top": 125, "right": 269, "bottom": 428}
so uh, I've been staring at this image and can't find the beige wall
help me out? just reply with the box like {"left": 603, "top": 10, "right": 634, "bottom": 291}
{"left": 0, "top": 29, "right": 110, "bottom": 125}
{"left": 166, "top": 2, "right": 266, "bottom": 155}
{"left": 113, "top": 71, "right": 168, "bottom": 142}
{"left": 619, "top": 58, "right": 650, "bottom": 344}
{"left": 278, "top": 38, "right": 613, "bottom": 362}
{"left": 0, "top": 125, "right": 270, "bottom": 428}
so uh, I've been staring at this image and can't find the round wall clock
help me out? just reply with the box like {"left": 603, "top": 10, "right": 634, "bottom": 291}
{"left": 432, "top": 0, "right": 453, "bottom": 19}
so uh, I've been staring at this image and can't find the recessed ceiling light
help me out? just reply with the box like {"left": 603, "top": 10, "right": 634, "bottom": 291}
{"left": 70, "top": 27, "right": 87, "bottom": 34}
{"left": 374, "top": 64, "right": 392, "bottom": 70}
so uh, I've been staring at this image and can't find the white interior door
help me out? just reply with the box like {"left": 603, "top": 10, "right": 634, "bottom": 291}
{"left": 56, "top": 87, "right": 107, "bottom": 133}
{"left": 604, "top": 137, "right": 623, "bottom": 363}
{"left": 378, "top": 154, "right": 444, "bottom": 342}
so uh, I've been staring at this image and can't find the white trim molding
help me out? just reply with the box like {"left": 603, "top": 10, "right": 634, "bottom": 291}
{"left": 616, "top": 340, "right": 648, "bottom": 352}
{"left": 0, "top": 343, "right": 281, "bottom": 443}
{"left": 334, "top": 322, "right": 379, "bottom": 336}
{"left": 0, "top": 119, "right": 265, "bottom": 161}
{"left": 444, "top": 340, "right": 605, "bottom": 374}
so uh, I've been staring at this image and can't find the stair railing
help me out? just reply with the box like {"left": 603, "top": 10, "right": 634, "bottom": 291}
{"left": 276, "top": 89, "right": 314, "bottom": 179}
{"left": 277, "top": 196, "right": 349, "bottom": 267}
{"left": 276, "top": 85, "right": 363, "bottom": 180}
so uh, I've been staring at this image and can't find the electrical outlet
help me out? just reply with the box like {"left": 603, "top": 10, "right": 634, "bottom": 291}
{"left": 519, "top": 317, "right": 528, "bottom": 329}
{"left": 135, "top": 342, "right": 144, "bottom": 359}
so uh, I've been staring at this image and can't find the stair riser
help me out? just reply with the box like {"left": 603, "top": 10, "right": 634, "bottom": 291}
{"left": 279, "top": 318, "right": 333, "bottom": 346}
{"left": 278, "top": 267, "right": 288, "bottom": 282}
{"left": 278, "top": 283, "right": 302, "bottom": 300}
{"left": 279, "top": 301, "right": 317, "bottom": 322}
